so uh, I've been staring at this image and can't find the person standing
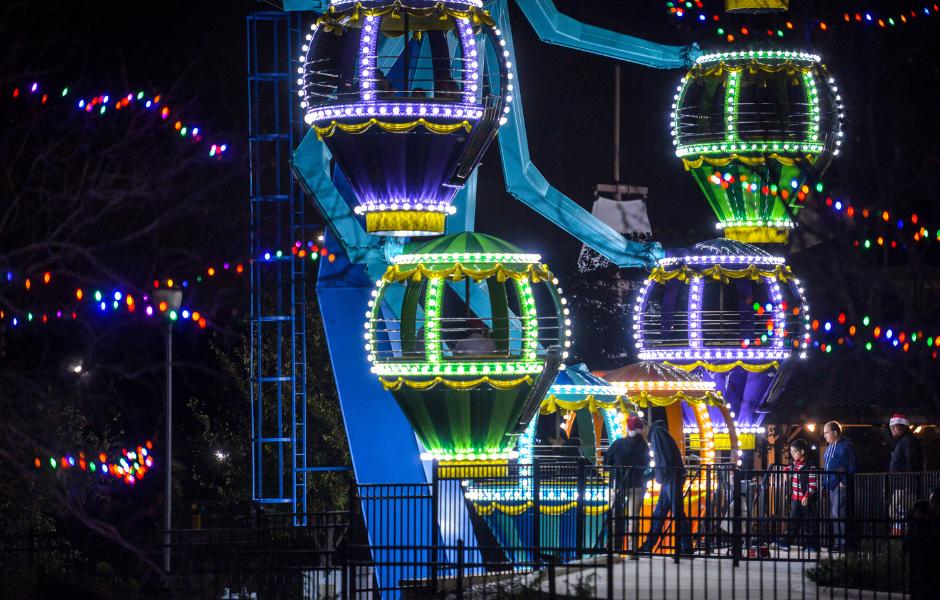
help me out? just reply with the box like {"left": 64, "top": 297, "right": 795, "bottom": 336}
{"left": 888, "top": 414, "right": 924, "bottom": 534}
{"left": 822, "top": 421, "right": 857, "bottom": 551}
{"left": 639, "top": 421, "right": 692, "bottom": 554}
{"left": 889, "top": 414, "right": 924, "bottom": 473}
{"left": 604, "top": 417, "right": 649, "bottom": 552}
{"left": 775, "top": 439, "right": 819, "bottom": 552}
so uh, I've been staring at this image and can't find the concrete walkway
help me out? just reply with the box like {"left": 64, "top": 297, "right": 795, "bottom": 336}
{"left": 518, "top": 554, "right": 907, "bottom": 600}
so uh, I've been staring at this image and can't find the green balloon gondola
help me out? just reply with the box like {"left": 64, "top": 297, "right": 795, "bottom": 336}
{"left": 366, "top": 233, "right": 571, "bottom": 465}
{"left": 672, "top": 47, "right": 843, "bottom": 243}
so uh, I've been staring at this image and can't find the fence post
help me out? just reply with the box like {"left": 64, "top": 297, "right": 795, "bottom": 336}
{"left": 548, "top": 558, "right": 556, "bottom": 597}
{"left": 703, "top": 464, "right": 713, "bottom": 555}
{"left": 606, "top": 529, "right": 614, "bottom": 600}
{"left": 346, "top": 477, "right": 357, "bottom": 600}
{"left": 532, "top": 459, "right": 541, "bottom": 555}
{"left": 732, "top": 467, "right": 742, "bottom": 568}
{"left": 431, "top": 463, "right": 439, "bottom": 596}
{"left": 456, "top": 538, "right": 464, "bottom": 600}
{"left": 576, "top": 461, "right": 586, "bottom": 560}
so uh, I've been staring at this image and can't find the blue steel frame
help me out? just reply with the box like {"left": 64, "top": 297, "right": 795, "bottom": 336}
{"left": 247, "top": 11, "right": 309, "bottom": 522}
{"left": 255, "top": 4, "right": 697, "bottom": 593}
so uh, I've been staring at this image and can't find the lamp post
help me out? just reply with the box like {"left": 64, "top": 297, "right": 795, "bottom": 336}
{"left": 154, "top": 289, "right": 182, "bottom": 573}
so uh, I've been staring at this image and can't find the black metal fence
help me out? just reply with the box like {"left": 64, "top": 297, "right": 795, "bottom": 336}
{"left": 2, "top": 466, "right": 939, "bottom": 599}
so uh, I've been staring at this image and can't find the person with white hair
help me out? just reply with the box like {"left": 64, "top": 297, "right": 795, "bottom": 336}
{"left": 887, "top": 414, "right": 925, "bottom": 536}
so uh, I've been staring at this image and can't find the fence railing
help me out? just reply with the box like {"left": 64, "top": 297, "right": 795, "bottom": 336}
{"left": 2, "top": 466, "right": 938, "bottom": 599}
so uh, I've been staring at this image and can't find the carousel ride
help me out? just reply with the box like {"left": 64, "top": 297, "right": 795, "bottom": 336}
{"left": 248, "top": 0, "right": 842, "bottom": 585}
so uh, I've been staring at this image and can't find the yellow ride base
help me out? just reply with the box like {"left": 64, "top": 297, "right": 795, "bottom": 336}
{"left": 365, "top": 210, "right": 445, "bottom": 237}
{"left": 725, "top": 0, "right": 788, "bottom": 12}
{"left": 437, "top": 459, "right": 508, "bottom": 479}
{"left": 723, "top": 225, "right": 790, "bottom": 244}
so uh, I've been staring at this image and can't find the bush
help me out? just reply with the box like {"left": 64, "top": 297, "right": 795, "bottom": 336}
{"left": 805, "top": 539, "right": 908, "bottom": 593}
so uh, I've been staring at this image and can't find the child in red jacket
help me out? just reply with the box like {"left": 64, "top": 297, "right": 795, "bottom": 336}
{"left": 774, "top": 439, "right": 819, "bottom": 552}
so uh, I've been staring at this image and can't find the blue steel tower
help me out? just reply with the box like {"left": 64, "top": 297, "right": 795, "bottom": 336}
{"left": 248, "top": 2, "right": 699, "bottom": 590}
{"left": 246, "top": 11, "right": 310, "bottom": 520}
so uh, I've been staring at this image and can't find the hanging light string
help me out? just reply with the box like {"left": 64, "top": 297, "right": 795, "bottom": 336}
{"left": 806, "top": 311, "right": 939, "bottom": 359}
{"left": 1, "top": 240, "right": 337, "bottom": 329}
{"left": 665, "top": 2, "right": 940, "bottom": 43}
{"left": 817, "top": 196, "right": 940, "bottom": 250}
{"left": 3, "top": 240, "right": 335, "bottom": 294}
{"left": 0, "top": 289, "right": 210, "bottom": 329}
{"left": 153, "top": 239, "right": 336, "bottom": 291}
{"left": 8, "top": 80, "right": 230, "bottom": 159}
{"left": 33, "top": 441, "right": 155, "bottom": 485}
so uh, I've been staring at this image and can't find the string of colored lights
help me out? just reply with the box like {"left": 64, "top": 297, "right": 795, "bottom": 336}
{"left": 665, "top": 2, "right": 940, "bottom": 43}
{"left": 0, "top": 288, "right": 209, "bottom": 329}
{"left": 3, "top": 240, "right": 335, "bottom": 295}
{"left": 1, "top": 241, "right": 337, "bottom": 330}
{"left": 151, "top": 239, "right": 337, "bottom": 290}
{"left": 817, "top": 196, "right": 940, "bottom": 250}
{"left": 807, "top": 312, "right": 939, "bottom": 359}
{"left": 33, "top": 441, "right": 154, "bottom": 485}
{"left": 8, "top": 80, "right": 230, "bottom": 159}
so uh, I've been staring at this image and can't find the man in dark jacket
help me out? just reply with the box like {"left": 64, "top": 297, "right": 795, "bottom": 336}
{"left": 823, "top": 421, "right": 857, "bottom": 551}
{"left": 604, "top": 417, "right": 649, "bottom": 552}
{"left": 888, "top": 414, "right": 924, "bottom": 535}
{"left": 639, "top": 421, "right": 692, "bottom": 554}
{"left": 889, "top": 414, "right": 924, "bottom": 473}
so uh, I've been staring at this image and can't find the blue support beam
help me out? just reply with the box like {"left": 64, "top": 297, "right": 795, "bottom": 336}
{"left": 515, "top": 0, "right": 699, "bottom": 68}
{"left": 292, "top": 131, "right": 384, "bottom": 265}
{"left": 489, "top": 0, "right": 667, "bottom": 269}
{"left": 315, "top": 243, "right": 431, "bottom": 598}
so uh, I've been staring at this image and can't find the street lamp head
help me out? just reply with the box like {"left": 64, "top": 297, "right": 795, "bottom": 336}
{"left": 153, "top": 289, "right": 183, "bottom": 312}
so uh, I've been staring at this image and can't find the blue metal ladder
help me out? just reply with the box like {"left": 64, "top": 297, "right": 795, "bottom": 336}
{"left": 246, "top": 11, "right": 308, "bottom": 522}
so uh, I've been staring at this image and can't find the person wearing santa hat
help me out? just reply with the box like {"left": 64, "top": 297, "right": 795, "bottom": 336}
{"left": 887, "top": 414, "right": 924, "bottom": 537}
{"left": 604, "top": 416, "right": 649, "bottom": 553}
{"left": 888, "top": 414, "right": 923, "bottom": 474}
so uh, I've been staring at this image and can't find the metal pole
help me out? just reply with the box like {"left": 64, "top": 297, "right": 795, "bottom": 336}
{"left": 613, "top": 64, "right": 621, "bottom": 200}
{"left": 163, "top": 320, "right": 173, "bottom": 573}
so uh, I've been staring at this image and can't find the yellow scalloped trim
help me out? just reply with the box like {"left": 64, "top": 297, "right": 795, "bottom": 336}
{"left": 315, "top": 118, "right": 471, "bottom": 140}
{"left": 541, "top": 390, "right": 724, "bottom": 412}
{"left": 665, "top": 360, "right": 780, "bottom": 373}
{"left": 681, "top": 153, "right": 816, "bottom": 169}
{"left": 380, "top": 375, "right": 532, "bottom": 391}
{"left": 383, "top": 262, "right": 553, "bottom": 284}
{"left": 473, "top": 501, "right": 609, "bottom": 517}
{"left": 649, "top": 264, "right": 794, "bottom": 284}
{"left": 320, "top": 2, "right": 494, "bottom": 29}
{"left": 690, "top": 60, "right": 814, "bottom": 80}
{"left": 540, "top": 394, "right": 630, "bottom": 415}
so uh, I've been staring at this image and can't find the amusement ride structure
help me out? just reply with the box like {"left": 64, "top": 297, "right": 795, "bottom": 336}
{"left": 245, "top": 0, "right": 842, "bottom": 589}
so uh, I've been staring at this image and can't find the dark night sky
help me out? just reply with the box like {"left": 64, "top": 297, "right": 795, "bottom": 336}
{"left": 31, "top": 0, "right": 940, "bottom": 278}
{"left": 14, "top": 0, "right": 937, "bottom": 360}
{"left": 10, "top": 1, "right": 940, "bottom": 438}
